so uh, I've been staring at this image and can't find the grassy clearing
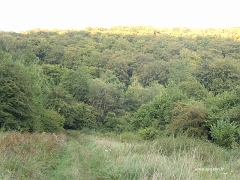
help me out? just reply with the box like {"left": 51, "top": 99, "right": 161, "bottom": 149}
{"left": 0, "top": 131, "right": 239, "bottom": 179}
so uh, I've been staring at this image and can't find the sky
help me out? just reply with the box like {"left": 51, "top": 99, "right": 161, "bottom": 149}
{"left": 0, "top": 0, "right": 239, "bottom": 32}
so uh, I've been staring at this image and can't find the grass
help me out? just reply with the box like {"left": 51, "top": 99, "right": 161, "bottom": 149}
{"left": 0, "top": 131, "right": 239, "bottom": 180}
{"left": 0, "top": 131, "right": 67, "bottom": 179}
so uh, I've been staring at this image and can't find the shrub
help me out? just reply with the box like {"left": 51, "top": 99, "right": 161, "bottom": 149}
{"left": 137, "top": 127, "right": 159, "bottom": 140}
{"left": 40, "top": 109, "right": 65, "bottom": 132}
{"left": 210, "top": 117, "right": 240, "bottom": 148}
{"left": 166, "top": 101, "right": 208, "bottom": 138}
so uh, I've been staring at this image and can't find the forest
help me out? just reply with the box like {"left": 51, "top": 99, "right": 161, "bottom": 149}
{"left": 1, "top": 26, "right": 240, "bottom": 149}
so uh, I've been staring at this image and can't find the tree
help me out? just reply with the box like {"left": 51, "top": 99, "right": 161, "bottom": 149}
{"left": 132, "top": 84, "right": 186, "bottom": 131}
{"left": 125, "top": 77, "right": 145, "bottom": 111}
{"left": 166, "top": 41, "right": 183, "bottom": 57}
{"left": 166, "top": 101, "right": 208, "bottom": 138}
{"left": 179, "top": 78, "right": 208, "bottom": 100}
{"left": 60, "top": 46, "right": 81, "bottom": 69}
{"left": 42, "top": 64, "right": 67, "bottom": 86}
{"left": 0, "top": 56, "right": 36, "bottom": 131}
{"left": 137, "top": 60, "right": 169, "bottom": 86}
{"left": 44, "top": 45, "right": 64, "bottom": 64}
{"left": 195, "top": 58, "right": 240, "bottom": 95}
{"left": 0, "top": 49, "right": 66, "bottom": 132}
{"left": 87, "top": 78, "right": 125, "bottom": 118}
{"left": 106, "top": 56, "right": 132, "bottom": 86}
{"left": 125, "top": 78, "right": 164, "bottom": 111}
{"left": 168, "top": 59, "right": 192, "bottom": 85}
{"left": 180, "top": 48, "right": 201, "bottom": 69}
{"left": 205, "top": 91, "right": 240, "bottom": 128}
{"left": 62, "top": 67, "right": 90, "bottom": 102}
{"left": 0, "top": 50, "right": 46, "bottom": 131}
{"left": 40, "top": 109, "right": 65, "bottom": 132}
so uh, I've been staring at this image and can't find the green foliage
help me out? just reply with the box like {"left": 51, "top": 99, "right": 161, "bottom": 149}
{"left": 168, "top": 59, "right": 192, "bottom": 84}
{"left": 196, "top": 58, "right": 240, "bottom": 95}
{"left": 106, "top": 56, "right": 132, "bottom": 86}
{"left": 132, "top": 84, "right": 186, "bottom": 130}
{"left": 40, "top": 109, "right": 65, "bottom": 132}
{"left": 125, "top": 77, "right": 145, "bottom": 111}
{"left": 179, "top": 78, "right": 208, "bottom": 100}
{"left": 63, "top": 102, "right": 97, "bottom": 130}
{"left": 166, "top": 101, "right": 208, "bottom": 138}
{"left": 180, "top": 48, "right": 201, "bottom": 69}
{"left": 0, "top": 49, "right": 65, "bottom": 132}
{"left": 62, "top": 67, "right": 90, "bottom": 102}
{"left": 225, "top": 104, "right": 240, "bottom": 124}
{"left": 205, "top": 91, "right": 240, "bottom": 127}
{"left": 0, "top": 52, "right": 38, "bottom": 131}
{"left": 137, "top": 60, "right": 169, "bottom": 86}
{"left": 45, "top": 86, "right": 97, "bottom": 130}
{"left": 100, "top": 70, "right": 126, "bottom": 90}
{"left": 0, "top": 27, "right": 240, "bottom": 139}
{"left": 210, "top": 118, "right": 240, "bottom": 148}
{"left": 137, "top": 127, "right": 159, "bottom": 140}
{"left": 87, "top": 78, "right": 125, "bottom": 116}
{"left": 103, "top": 112, "right": 119, "bottom": 131}
{"left": 41, "top": 64, "right": 67, "bottom": 86}
{"left": 125, "top": 78, "right": 163, "bottom": 111}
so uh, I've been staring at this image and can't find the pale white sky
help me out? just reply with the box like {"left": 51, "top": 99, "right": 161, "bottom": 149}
{"left": 0, "top": 0, "right": 239, "bottom": 32}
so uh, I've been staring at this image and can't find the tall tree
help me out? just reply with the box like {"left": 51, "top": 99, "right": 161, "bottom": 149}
{"left": 62, "top": 67, "right": 90, "bottom": 102}
{"left": 0, "top": 51, "right": 40, "bottom": 131}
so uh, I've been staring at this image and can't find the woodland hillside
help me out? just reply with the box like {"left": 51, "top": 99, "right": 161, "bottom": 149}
{"left": 0, "top": 26, "right": 240, "bottom": 148}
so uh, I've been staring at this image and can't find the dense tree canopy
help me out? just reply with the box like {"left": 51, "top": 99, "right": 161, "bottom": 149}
{"left": 0, "top": 26, "right": 240, "bottom": 147}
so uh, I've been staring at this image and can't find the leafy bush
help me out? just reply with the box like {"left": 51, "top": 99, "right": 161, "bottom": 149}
{"left": 166, "top": 101, "right": 208, "bottom": 138}
{"left": 137, "top": 127, "right": 159, "bottom": 140}
{"left": 46, "top": 86, "right": 97, "bottom": 130}
{"left": 62, "top": 102, "right": 97, "bottom": 130}
{"left": 132, "top": 85, "right": 187, "bottom": 131}
{"left": 40, "top": 109, "right": 65, "bottom": 132}
{"left": 210, "top": 118, "right": 240, "bottom": 148}
{"left": 205, "top": 91, "right": 240, "bottom": 127}
{"left": 104, "top": 112, "right": 118, "bottom": 130}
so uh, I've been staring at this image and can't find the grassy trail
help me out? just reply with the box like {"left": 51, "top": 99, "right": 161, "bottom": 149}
{"left": 49, "top": 132, "right": 106, "bottom": 180}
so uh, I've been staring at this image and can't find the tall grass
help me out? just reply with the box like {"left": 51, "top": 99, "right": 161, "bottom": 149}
{"left": 86, "top": 133, "right": 240, "bottom": 180}
{"left": 0, "top": 131, "right": 67, "bottom": 179}
{"left": 0, "top": 131, "right": 239, "bottom": 179}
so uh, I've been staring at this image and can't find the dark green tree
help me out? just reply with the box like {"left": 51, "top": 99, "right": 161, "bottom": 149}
{"left": 62, "top": 67, "right": 90, "bottom": 102}
{"left": 0, "top": 51, "right": 42, "bottom": 131}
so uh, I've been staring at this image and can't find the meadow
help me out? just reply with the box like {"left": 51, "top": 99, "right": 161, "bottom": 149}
{"left": 0, "top": 131, "right": 239, "bottom": 180}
